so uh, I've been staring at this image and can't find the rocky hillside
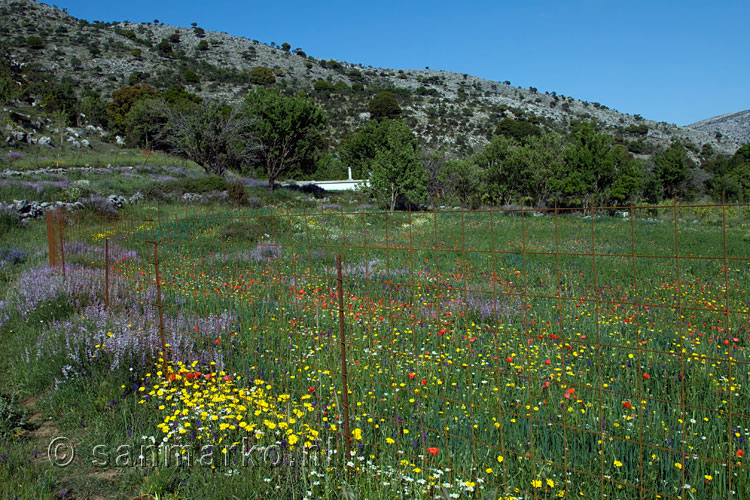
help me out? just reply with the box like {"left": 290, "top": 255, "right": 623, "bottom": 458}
{"left": 0, "top": 0, "right": 741, "bottom": 156}
{"left": 688, "top": 110, "right": 750, "bottom": 146}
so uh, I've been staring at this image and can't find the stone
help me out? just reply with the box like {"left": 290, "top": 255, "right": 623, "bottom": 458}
{"left": 38, "top": 136, "right": 52, "bottom": 146}
{"left": 80, "top": 139, "right": 90, "bottom": 148}
{"left": 115, "top": 135, "right": 126, "bottom": 146}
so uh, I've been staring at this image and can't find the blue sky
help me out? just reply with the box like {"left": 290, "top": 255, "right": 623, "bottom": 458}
{"left": 48, "top": 0, "right": 749, "bottom": 126}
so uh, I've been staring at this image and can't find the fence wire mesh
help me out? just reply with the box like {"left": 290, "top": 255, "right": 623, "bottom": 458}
{"left": 51, "top": 203, "right": 750, "bottom": 499}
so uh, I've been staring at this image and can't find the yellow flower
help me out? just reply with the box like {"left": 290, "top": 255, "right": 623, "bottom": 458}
{"left": 614, "top": 460, "right": 623, "bottom": 467}
{"left": 674, "top": 462, "right": 682, "bottom": 470}
{"left": 704, "top": 475, "right": 712, "bottom": 481}
{"left": 352, "top": 428, "right": 362, "bottom": 440}
{"left": 497, "top": 455, "right": 504, "bottom": 464}
{"left": 531, "top": 479, "right": 542, "bottom": 488}
{"left": 386, "top": 437, "right": 395, "bottom": 445}
{"left": 547, "top": 479, "right": 555, "bottom": 488}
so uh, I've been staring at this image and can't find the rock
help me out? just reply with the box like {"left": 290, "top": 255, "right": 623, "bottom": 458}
{"left": 38, "top": 136, "right": 52, "bottom": 146}
{"left": 129, "top": 191, "right": 144, "bottom": 204}
{"left": 181, "top": 192, "right": 205, "bottom": 204}
{"left": 11, "top": 131, "right": 26, "bottom": 142}
{"left": 80, "top": 139, "right": 90, "bottom": 148}
{"left": 115, "top": 135, "right": 126, "bottom": 146}
{"left": 107, "top": 195, "right": 127, "bottom": 209}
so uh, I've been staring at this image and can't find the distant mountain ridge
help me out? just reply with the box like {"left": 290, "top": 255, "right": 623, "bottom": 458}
{"left": 688, "top": 110, "right": 750, "bottom": 146}
{"left": 0, "top": 0, "right": 742, "bottom": 157}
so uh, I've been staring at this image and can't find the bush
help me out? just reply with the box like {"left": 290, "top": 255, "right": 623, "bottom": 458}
{"left": 197, "top": 40, "right": 209, "bottom": 51}
{"left": 0, "top": 207, "right": 22, "bottom": 234}
{"left": 248, "top": 66, "right": 275, "bottom": 86}
{"left": 183, "top": 69, "right": 199, "bottom": 83}
{"left": 227, "top": 180, "right": 247, "bottom": 205}
{"left": 313, "top": 80, "right": 333, "bottom": 92}
{"left": 175, "top": 176, "right": 227, "bottom": 193}
{"left": 368, "top": 91, "right": 401, "bottom": 120}
{"left": 26, "top": 35, "right": 43, "bottom": 49}
{"left": 140, "top": 183, "right": 168, "bottom": 202}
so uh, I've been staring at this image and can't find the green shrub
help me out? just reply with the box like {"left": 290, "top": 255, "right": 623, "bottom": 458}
{"left": 175, "top": 176, "right": 227, "bottom": 193}
{"left": 227, "top": 180, "right": 247, "bottom": 205}
{"left": 248, "top": 66, "right": 275, "bottom": 86}
{"left": 183, "top": 69, "right": 199, "bottom": 83}
{"left": 26, "top": 35, "right": 43, "bottom": 49}
{"left": 197, "top": 40, "right": 209, "bottom": 51}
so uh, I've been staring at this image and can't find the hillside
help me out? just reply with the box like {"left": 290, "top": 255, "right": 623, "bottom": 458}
{"left": 688, "top": 110, "right": 750, "bottom": 146}
{"left": 0, "top": 0, "right": 741, "bottom": 157}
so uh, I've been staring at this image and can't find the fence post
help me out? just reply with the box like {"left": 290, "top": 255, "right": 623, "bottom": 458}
{"left": 153, "top": 242, "right": 169, "bottom": 377}
{"left": 104, "top": 238, "right": 110, "bottom": 311}
{"left": 46, "top": 211, "right": 58, "bottom": 268}
{"left": 57, "top": 208, "right": 66, "bottom": 279}
{"left": 336, "top": 254, "right": 352, "bottom": 461}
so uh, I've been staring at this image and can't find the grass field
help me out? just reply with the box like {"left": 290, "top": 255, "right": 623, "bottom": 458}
{"left": 1, "top": 203, "right": 749, "bottom": 499}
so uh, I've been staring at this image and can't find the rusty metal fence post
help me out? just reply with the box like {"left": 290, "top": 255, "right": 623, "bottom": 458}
{"left": 153, "top": 242, "right": 169, "bottom": 376}
{"left": 57, "top": 208, "right": 66, "bottom": 278}
{"left": 336, "top": 254, "right": 352, "bottom": 461}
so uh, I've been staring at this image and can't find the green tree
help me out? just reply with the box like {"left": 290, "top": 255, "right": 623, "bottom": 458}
{"left": 107, "top": 83, "right": 158, "bottom": 133}
{"left": 281, "top": 42, "right": 291, "bottom": 52}
{"left": 197, "top": 40, "right": 209, "bottom": 51}
{"left": 248, "top": 66, "right": 275, "bottom": 86}
{"left": 439, "top": 159, "right": 479, "bottom": 207}
{"left": 157, "top": 101, "right": 255, "bottom": 176}
{"left": 471, "top": 134, "right": 517, "bottom": 205}
{"left": 340, "top": 119, "right": 392, "bottom": 178}
{"left": 313, "top": 80, "right": 333, "bottom": 92}
{"left": 654, "top": 139, "right": 692, "bottom": 200}
{"left": 367, "top": 120, "right": 427, "bottom": 210}
{"left": 494, "top": 117, "right": 541, "bottom": 143}
{"left": 368, "top": 91, "right": 401, "bottom": 120}
{"left": 550, "top": 121, "right": 618, "bottom": 207}
{"left": 243, "top": 89, "right": 327, "bottom": 190}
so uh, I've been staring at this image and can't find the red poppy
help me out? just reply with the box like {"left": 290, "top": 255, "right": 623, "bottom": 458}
{"left": 224, "top": 375, "right": 232, "bottom": 382}
{"left": 168, "top": 373, "right": 176, "bottom": 381}
{"left": 623, "top": 401, "right": 632, "bottom": 409}
{"left": 544, "top": 359, "right": 551, "bottom": 365}
{"left": 642, "top": 373, "right": 650, "bottom": 379}
{"left": 505, "top": 356, "right": 513, "bottom": 363}
{"left": 308, "top": 386, "right": 316, "bottom": 393}
{"left": 427, "top": 447, "right": 439, "bottom": 456}
{"left": 421, "top": 379, "right": 427, "bottom": 385}
{"left": 737, "top": 449, "right": 745, "bottom": 458}
{"left": 408, "top": 372, "right": 416, "bottom": 380}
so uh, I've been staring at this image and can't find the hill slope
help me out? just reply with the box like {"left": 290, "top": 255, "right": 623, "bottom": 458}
{"left": 688, "top": 110, "right": 750, "bottom": 146}
{"left": 0, "top": 0, "right": 741, "bottom": 156}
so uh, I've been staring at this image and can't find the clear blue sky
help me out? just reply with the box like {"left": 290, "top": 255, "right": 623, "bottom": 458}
{"left": 48, "top": 0, "right": 749, "bottom": 126}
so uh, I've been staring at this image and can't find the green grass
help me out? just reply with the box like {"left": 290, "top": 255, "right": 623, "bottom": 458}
{"left": 1, "top": 204, "right": 749, "bottom": 499}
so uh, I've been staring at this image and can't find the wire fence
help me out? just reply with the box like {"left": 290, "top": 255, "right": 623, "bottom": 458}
{"left": 48, "top": 202, "right": 750, "bottom": 499}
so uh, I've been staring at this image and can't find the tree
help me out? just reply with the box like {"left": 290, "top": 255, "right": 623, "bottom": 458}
{"left": 494, "top": 117, "right": 541, "bottom": 143}
{"left": 107, "top": 83, "right": 158, "bottom": 133}
{"left": 243, "top": 89, "right": 327, "bottom": 190}
{"left": 197, "top": 40, "right": 209, "bottom": 51}
{"left": 368, "top": 91, "right": 401, "bottom": 120}
{"left": 281, "top": 42, "right": 291, "bottom": 52}
{"left": 654, "top": 140, "right": 692, "bottom": 200}
{"left": 156, "top": 101, "right": 256, "bottom": 177}
{"left": 439, "top": 159, "right": 479, "bottom": 207}
{"left": 551, "top": 121, "right": 618, "bottom": 207}
{"left": 248, "top": 66, "right": 275, "bottom": 86}
{"left": 367, "top": 120, "right": 427, "bottom": 210}
{"left": 313, "top": 80, "right": 334, "bottom": 92}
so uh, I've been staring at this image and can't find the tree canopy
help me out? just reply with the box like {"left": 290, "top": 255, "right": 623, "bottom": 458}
{"left": 243, "top": 88, "right": 327, "bottom": 190}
